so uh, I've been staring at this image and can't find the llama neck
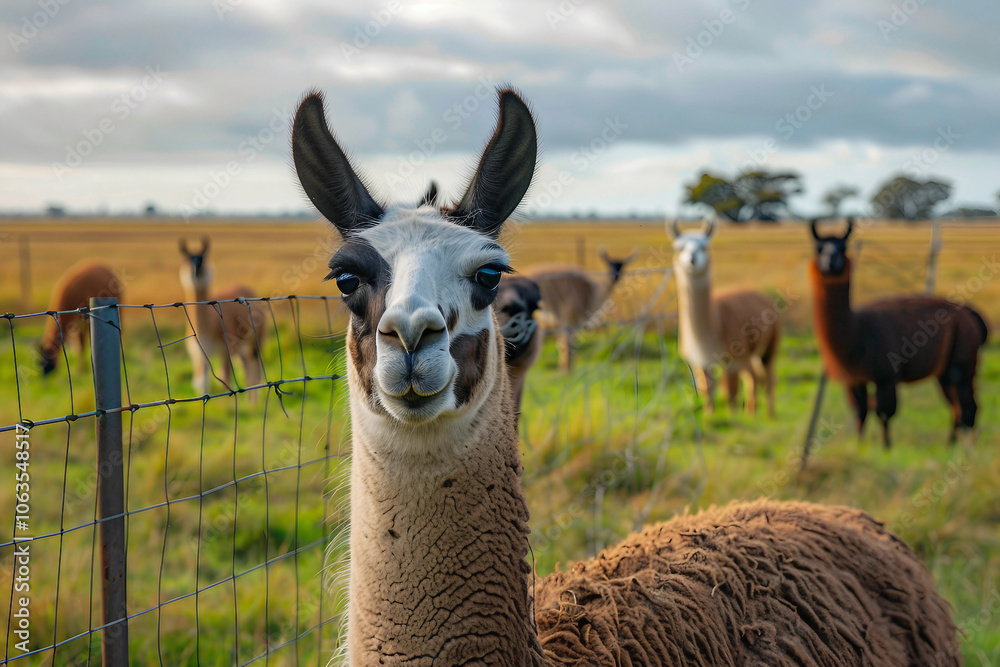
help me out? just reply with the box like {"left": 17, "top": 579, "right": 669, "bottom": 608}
{"left": 180, "top": 270, "right": 213, "bottom": 336}
{"left": 675, "top": 270, "right": 720, "bottom": 363}
{"left": 346, "top": 331, "right": 545, "bottom": 666}
{"left": 809, "top": 260, "right": 857, "bottom": 371}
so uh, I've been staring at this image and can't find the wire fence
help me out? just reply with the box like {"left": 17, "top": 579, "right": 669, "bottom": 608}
{"left": 0, "top": 234, "right": 961, "bottom": 663}
{"left": 1, "top": 295, "right": 352, "bottom": 665}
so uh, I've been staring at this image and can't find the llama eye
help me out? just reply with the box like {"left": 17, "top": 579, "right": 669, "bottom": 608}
{"left": 474, "top": 267, "right": 502, "bottom": 290}
{"left": 335, "top": 273, "right": 361, "bottom": 295}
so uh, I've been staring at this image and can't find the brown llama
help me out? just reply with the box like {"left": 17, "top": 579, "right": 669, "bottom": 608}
{"left": 669, "top": 216, "right": 781, "bottom": 417}
{"left": 39, "top": 261, "right": 124, "bottom": 375}
{"left": 494, "top": 276, "right": 542, "bottom": 412}
{"left": 525, "top": 248, "right": 637, "bottom": 372}
{"left": 179, "top": 238, "right": 267, "bottom": 398}
{"left": 810, "top": 218, "right": 989, "bottom": 446}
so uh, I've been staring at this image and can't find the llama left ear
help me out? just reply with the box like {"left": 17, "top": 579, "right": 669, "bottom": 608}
{"left": 810, "top": 219, "right": 821, "bottom": 241}
{"left": 666, "top": 219, "right": 681, "bottom": 240}
{"left": 420, "top": 181, "right": 439, "bottom": 207}
{"left": 292, "top": 92, "right": 385, "bottom": 237}
{"left": 843, "top": 218, "right": 854, "bottom": 240}
{"left": 449, "top": 89, "right": 537, "bottom": 239}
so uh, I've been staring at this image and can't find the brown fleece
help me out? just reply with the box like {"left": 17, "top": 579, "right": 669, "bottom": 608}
{"left": 348, "top": 325, "right": 547, "bottom": 666}
{"left": 810, "top": 260, "right": 984, "bottom": 385}
{"left": 534, "top": 498, "right": 960, "bottom": 666}
{"left": 41, "top": 261, "right": 124, "bottom": 363}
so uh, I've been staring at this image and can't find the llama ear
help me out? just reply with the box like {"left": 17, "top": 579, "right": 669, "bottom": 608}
{"left": 598, "top": 246, "right": 610, "bottom": 262}
{"left": 843, "top": 218, "right": 854, "bottom": 240}
{"left": 703, "top": 213, "right": 717, "bottom": 239}
{"left": 666, "top": 219, "right": 681, "bottom": 240}
{"left": 179, "top": 239, "right": 191, "bottom": 257}
{"left": 201, "top": 236, "right": 210, "bottom": 255}
{"left": 449, "top": 89, "right": 537, "bottom": 239}
{"left": 624, "top": 248, "right": 640, "bottom": 264}
{"left": 419, "top": 181, "right": 439, "bottom": 207}
{"left": 292, "top": 92, "right": 385, "bottom": 237}
{"left": 810, "top": 219, "right": 821, "bottom": 241}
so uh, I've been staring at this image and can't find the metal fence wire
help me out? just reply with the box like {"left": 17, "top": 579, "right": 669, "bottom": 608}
{"left": 0, "top": 261, "right": 684, "bottom": 665}
{"left": 0, "top": 238, "right": 945, "bottom": 665}
{"left": 0, "top": 295, "right": 352, "bottom": 666}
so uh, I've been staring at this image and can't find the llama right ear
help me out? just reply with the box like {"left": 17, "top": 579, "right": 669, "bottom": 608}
{"left": 810, "top": 219, "right": 821, "bottom": 241}
{"left": 292, "top": 92, "right": 385, "bottom": 237}
{"left": 703, "top": 213, "right": 717, "bottom": 239}
{"left": 843, "top": 218, "right": 854, "bottom": 241}
{"left": 450, "top": 89, "right": 537, "bottom": 239}
{"left": 179, "top": 239, "right": 191, "bottom": 257}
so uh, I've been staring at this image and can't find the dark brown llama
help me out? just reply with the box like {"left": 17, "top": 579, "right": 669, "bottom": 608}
{"left": 39, "top": 261, "right": 124, "bottom": 375}
{"left": 810, "top": 219, "right": 989, "bottom": 446}
{"left": 494, "top": 276, "right": 542, "bottom": 412}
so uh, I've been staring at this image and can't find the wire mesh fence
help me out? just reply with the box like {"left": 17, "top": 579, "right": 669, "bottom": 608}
{"left": 0, "top": 235, "right": 954, "bottom": 663}
{"left": 1, "top": 295, "right": 352, "bottom": 665}
{"left": 0, "top": 260, "right": 685, "bottom": 665}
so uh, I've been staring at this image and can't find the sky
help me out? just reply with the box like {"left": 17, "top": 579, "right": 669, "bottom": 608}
{"left": 1, "top": 0, "right": 997, "bottom": 219}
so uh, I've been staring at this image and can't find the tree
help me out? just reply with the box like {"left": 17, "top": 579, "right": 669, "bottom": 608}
{"left": 733, "top": 170, "right": 803, "bottom": 221}
{"left": 684, "top": 169, "right": 803, "bottom": 222}
{"left": 821, "top": 185, "right": 859, "bottom": 217}
{"left": 683, "top": 172, "right": 743, "bottom": 221}
{"left": 870, "top": 175, "right": 952, "bottom": 221}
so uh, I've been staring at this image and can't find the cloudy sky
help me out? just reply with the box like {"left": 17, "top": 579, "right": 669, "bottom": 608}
{"left": 1, "top": 0, "right": 996, "bottom": 218}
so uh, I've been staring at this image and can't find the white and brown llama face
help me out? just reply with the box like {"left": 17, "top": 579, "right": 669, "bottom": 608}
{"left": 292, "top": 89, "right": 537, "bottom": 426}
{"left": 668, "top": 216, "right": 716, "bottom": 278}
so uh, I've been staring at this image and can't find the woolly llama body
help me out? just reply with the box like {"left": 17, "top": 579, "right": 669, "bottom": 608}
{"left": 526, "top": 248, "right": 635, "bottom": 372}
{"left": 293, "top": 89, "right": 960, "bottom": 666}
{"left": 669, "top": 218, "right": 780, "bottom": 417}
{"left": 179, "top": 238, "right": 267, "bottom": 397}
{"left": 810, "top": 219, "right": 988, "bottom": 446}
{"left": 39, "top": 260, "right": 124, "bottom": 375}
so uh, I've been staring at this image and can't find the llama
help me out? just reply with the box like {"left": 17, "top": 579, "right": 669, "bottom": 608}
{"left": 293, "top": 88, "right": 959, "bottom": 666}
{"left": 526, "top": 248, "right": 636, "bottom": 371}
{"left": 494, "top": 276, "right": 542, "bottom": 412}
{"left": 179, "top": 238, "right": 267, "bottom": 398}
{"left": 810, "top": 219, "right": 989, "bottom": 446}
{"left": 39, "top": 261, "right": 124, "bottom": 375}
{"left": 668, "top": 216, "right": 780, "bottom": 416}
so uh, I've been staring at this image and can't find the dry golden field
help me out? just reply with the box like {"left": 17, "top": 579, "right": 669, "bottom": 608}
{"left": 1, "top": 217, "right": 998, "bottom": 330}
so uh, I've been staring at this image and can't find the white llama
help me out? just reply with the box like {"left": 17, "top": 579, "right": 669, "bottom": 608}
{"left": 291, "top": 88, "right": 959, "bottom": 666}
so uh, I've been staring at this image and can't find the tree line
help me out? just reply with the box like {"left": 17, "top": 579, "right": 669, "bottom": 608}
{"left": 684, "top": 169, "right": 993, "bottom": 221}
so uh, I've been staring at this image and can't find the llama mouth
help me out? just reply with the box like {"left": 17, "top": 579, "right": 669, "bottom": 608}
{"left": 379, "top": 382, "right": 452, "bottom": 421}
{"left": 399, "top": 388, "right": 437, "bottom": 408}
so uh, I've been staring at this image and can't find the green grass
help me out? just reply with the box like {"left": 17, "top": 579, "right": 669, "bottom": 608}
{"left": 519, "top": 324, "right": 1000, "bottom": 665}
{"left": 0, "top": 307, "right": 998, "bottom": 664}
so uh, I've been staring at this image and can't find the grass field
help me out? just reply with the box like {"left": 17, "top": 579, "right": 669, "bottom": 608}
{"left": 0, "top": 218, "right": 998, "bottom": 664}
